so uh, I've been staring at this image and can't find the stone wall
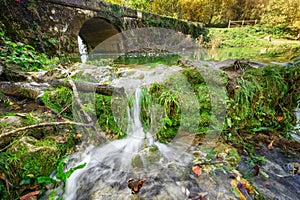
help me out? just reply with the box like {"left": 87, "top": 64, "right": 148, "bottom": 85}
{"left": 0, "top": 0, "right": 204, "bottom": 55}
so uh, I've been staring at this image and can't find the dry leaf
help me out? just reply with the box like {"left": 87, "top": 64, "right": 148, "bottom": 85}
{"left": 231, "top": 178, "right": 254, "bottom": 200}
{"left": 267, "top": 140, "right": 274, "bottom": 150}
{"left": 128, "top": 178, "right": 147, "bottom": 194}
{"left": 20, "top": 190, "right": 40, "bottom": 200}
{"left": 192, "top": 165, "right": 202, "bottom": 176}
{"left": 74, "top": 133, "right": 83, "bottom": 138}
{"left": 225, "top": 147, "right": 233, "bottom": 154}
{"left": 277, "top": 116, "right": 283, "bottom": 122}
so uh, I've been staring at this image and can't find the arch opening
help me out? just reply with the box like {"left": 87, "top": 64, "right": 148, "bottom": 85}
{"left": 78, "top": 17, "right": 121, "bottom": 54}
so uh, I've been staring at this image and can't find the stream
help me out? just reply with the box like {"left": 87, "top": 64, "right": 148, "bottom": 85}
{"left": 57, "top": 28, "right": 300, "bottom": 200}
{"left": 57, "top": 58, "right": 300, "bottom": 200}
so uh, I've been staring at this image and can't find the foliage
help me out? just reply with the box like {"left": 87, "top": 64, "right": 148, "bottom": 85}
{"left": 41, "top": 87, "right": 73, "bottom": 119}
{"left": 37, "top": 158, "right": 86, "bottom": 185}
{"left": 242, "top": 25, "right": 294, "bottom": 39}
{"left": 224, "top": 65, "right": 300, "bottom": 138}
{"left": 206, "top": 27, "right": 273, "bottom": 48}
{"left": 95, "top": 94, "right": 127, "bottom": 138}
{"left": 140, "top": 70, "right": 214, "bottom": 143}
{"left": 104, "top": 0, "right": 299, "bottom": 32}
{"left": 0, "top": 21, "right": 55, "bottom": 71}
{"left": 139, "top": 62, "right": 299, "bottom": 150}
{"left": 261, "top": 0, "right": 300, "bottom": 31}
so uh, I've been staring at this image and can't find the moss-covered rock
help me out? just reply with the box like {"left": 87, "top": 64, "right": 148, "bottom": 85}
{"left": 132, "top": 145, "right": 161, "bottom": 169}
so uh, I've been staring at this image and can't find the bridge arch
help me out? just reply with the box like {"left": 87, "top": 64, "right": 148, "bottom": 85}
{"left": 79, "top": 17, "right": 121, "bottom": 52}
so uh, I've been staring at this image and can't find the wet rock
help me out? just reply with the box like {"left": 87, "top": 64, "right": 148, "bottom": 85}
{"left": 0, "top": 61, "right": 4, "bottom": 76}
{"left": 0, "top": 81, "right": 52, "bottom": 100}
{"left": 238, "top": 147, "right": 300, "bottom": 199}
{"left": 75, "top": 64, "right": 116, "bottom": 83}
{"left": 0, "top": 115, "right": 22, "bottom": 127}
{"left": 0, "top": 115, "right": 23, "bottom": 146}
{"left": 134, "top": 73, "right": 145, "bottom": 79}
{"left": 271, "top": 61, "right": 294, "bottom": 67}
{"left": 132, "top": 145, "right": 161, "bottom": 169}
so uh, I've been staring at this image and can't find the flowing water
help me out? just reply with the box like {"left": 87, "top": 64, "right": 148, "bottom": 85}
{"left": 62, "top": 27, "right": 300, "bottom": 199}
{"left": 59, "top": 60, "right": 300, "bottom": 200}
{"left": 64, "top": 86, "right": 198, "bottom": 200}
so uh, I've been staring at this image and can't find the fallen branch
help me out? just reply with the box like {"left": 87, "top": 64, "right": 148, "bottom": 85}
{"left": 66, "top": 71, "right": 106, "bottom": 143}
{"left": 0, "top": 121, "right": 91, "bottom": 147}
{"left": 47, "top": 77, "right": 124, "bottom": 96}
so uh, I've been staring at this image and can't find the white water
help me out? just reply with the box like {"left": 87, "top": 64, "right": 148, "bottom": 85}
{"left": 64, "top": 88, "right": 146, "bottom": 199}
{"left": 64, "top": 84, "right": 197, "bottom": 199}
{"left": 78, "top": 35, "right": 88, "bottom": 63}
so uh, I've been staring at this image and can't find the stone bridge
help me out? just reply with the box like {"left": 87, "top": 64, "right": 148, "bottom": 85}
{"left": 0, "top": 0, "right": 204, "bottom": 55}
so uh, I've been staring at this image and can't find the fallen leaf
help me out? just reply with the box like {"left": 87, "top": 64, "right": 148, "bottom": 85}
{"left": 20, "top": 190, "right": 40, "bottom": 200}
{"left": 277, "top": 116, "right": 283, "bottom": 122}
{"left": 225, "top": 147, "right": 233, "bottom": 154}
{"left": 267, "top": 140, "right": 274, "bottom": 150}
{"left": 231, "top": 178, "right": 254, "bottom": 200}
{"left": 192, "top": 164, "right": 202, "bottom": 176}
{"left": 128, "top": 178, "right": 147, "bottom": 194}
{"left": 74, "top": 133, "right": 83, "bottom": 138}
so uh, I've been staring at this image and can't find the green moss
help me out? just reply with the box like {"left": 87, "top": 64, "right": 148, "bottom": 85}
{"left": 95, "top": 94, "right": 127, "bottom": 138}
{"left": 41, "top": 87, "right": 73, "bottom": 118}
{"left": 225, "top": 65, "right": 299, "bottom": 136}
{"left": 0, "top": 130, "right": 77, "bottom": 199}
{"left": 140, "top": 70, "right": 215, "bottom": 143}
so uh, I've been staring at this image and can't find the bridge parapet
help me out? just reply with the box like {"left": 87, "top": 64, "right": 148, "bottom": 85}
{"left": 0, "top": 0, "right": 204, "bottom": 55}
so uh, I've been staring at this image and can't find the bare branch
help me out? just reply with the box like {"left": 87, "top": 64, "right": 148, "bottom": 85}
{"left": 0, "top": 121, "right": 92, "bottom": 146}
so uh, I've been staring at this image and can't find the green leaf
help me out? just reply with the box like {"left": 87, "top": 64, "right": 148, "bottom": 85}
{"left": 20, "top": 178, "right": 31, "bottom": 185}
{"left": 36, "top": 176, "right": 57, "bottom": 184}
{"left": 55, "top": 159, "right": 87, "bottom": 183}
{"left": 251, "top": 127, "right": 270, "bottom": 132}
{"left": 165, "top": 117, "right": 172, "bottom": 126}
{"left": 227, "top": 117, "right": 232, "bottom": 128}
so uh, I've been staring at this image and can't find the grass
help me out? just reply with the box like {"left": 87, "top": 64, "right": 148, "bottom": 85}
{"left": 139, "top": 62, "right": 299, "bottom": 145}
{"left": 0, "top": 113, "right": 78, "bottom": 199}
{"left": 206, "top": 27, "right": 273, "bottom": 48}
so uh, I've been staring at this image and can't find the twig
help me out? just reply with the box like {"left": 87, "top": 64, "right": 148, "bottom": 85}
{"left": 57, "top": 103, "right": 72, "bottom": 117}
{"left": 0, "top": 121, "right": 91, "bottom": 141}
{"left": 66, "top": 70, "right": 106, "bottom": 142}
{"left": 66, "top": 74, "right": 96, "bottom": 129}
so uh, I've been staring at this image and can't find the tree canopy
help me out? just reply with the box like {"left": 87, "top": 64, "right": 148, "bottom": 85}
{"left": 104, "top": 0, "right": 300, "bottom": 31}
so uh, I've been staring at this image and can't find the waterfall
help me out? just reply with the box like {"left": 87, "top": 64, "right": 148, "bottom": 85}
{"left": 78, "top": 35, "right": 88, "bottom": 63}
{"left": 64, "top": 88, "right": 146, "bottom": 200}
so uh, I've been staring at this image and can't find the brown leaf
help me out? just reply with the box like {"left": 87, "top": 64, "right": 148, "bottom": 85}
{"left": 192, "top": 165, "right": 202, "bottom": 176}
{"left": 268, "top": 140, "right": 274, "bottom": 150}
{"left": 20, "top": 190, "right": 40, "bottom": 200}
{"left": 225, "top": 147, "right": 233, "bottom": 154}
{"left": 128, "top": 178, "right": 147, "bottom": 194}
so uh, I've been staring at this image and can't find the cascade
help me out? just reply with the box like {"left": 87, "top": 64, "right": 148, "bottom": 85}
{"left": 63, "top": 86, "right": 197, "bottom": 199}
{"left": 78, "top": 35, "right": 88, "bottom": 63}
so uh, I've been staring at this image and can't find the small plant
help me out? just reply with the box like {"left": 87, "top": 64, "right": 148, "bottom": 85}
{"left": 0, "top": 21, "right": 55, "bottom": 71}
{"left": 41, "top": 87, "right": 73, "bottom": 118}
{"left": 36, "top": 158, "right": 86, "bottom": 185}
